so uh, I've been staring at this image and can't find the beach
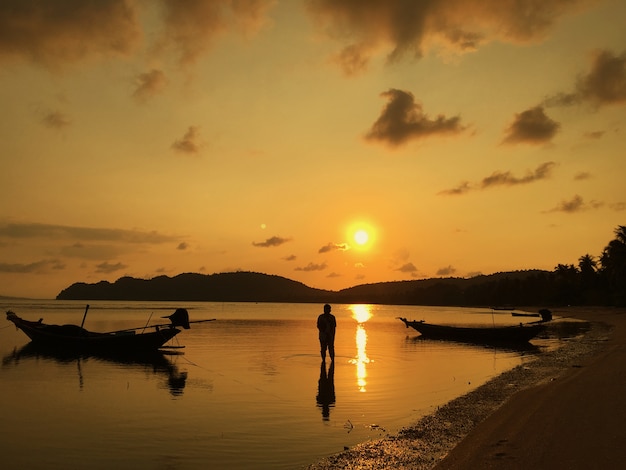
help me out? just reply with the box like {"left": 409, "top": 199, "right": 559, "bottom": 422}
{"left": 307, "top": 307, "right": 626, "bottom": 469}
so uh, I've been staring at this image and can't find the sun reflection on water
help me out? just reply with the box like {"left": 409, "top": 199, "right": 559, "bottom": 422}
{"left": 349, "top": 305, "right": 372, "bottom": 392}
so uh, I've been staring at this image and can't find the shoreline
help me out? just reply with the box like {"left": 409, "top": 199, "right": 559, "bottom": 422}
{"left": 307, "top": 307, "right": 623, "bottom": 469}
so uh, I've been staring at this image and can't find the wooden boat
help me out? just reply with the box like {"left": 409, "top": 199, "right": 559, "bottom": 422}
{"left": 512, "top": 309, "right": 553, "bottom": 322}
{"left": 398, "top": 317, "right": 546, "bottom": 344}
{"left": 5, "top": 307, "right": 212, "bottom": 354}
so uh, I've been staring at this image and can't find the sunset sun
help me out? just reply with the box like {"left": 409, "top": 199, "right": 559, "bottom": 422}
{"left": 354, "top": 229, "right": 369, "bottom": 246}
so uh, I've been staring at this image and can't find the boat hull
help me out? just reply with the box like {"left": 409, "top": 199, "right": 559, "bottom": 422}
{"left": 399, "top": 318, "right": 545, "bottom": 344}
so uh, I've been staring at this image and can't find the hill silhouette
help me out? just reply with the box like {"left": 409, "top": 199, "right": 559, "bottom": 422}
{"left": 57, "top": 270, "right": 553, "bottom": 306}
{"left": 52, "top": 225, "right": 626, "bottom": 307}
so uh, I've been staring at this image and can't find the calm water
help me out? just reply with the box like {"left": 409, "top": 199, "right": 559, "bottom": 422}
{"left": 0, "top": 301, "right": 571, "bottom": 469}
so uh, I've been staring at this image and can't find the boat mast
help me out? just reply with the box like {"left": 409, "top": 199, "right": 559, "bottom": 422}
{"left": 80, "top": 304, "right": 90, "bottom": 328}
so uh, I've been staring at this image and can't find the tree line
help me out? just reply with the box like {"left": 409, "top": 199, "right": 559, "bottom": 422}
{"left": 400, "top": 225, "right": 626, "bottom": 307}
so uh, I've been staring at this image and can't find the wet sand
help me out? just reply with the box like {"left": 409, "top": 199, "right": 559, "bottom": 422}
{"left": 307, "top": 307, "right": 626, "bottom": 469}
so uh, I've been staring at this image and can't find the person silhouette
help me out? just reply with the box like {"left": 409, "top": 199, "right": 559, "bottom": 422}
{"left": 316, "top": 360, "right": 335, "bottom": 420}
{"left": 317, "top": 304, "right": 336, "bottom": 361}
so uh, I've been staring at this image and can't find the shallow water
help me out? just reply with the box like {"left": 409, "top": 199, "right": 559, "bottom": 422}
{"left": 0, "top": 301, "right": 568, "bottom": 469}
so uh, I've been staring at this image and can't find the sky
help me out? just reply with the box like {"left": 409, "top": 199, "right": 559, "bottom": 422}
{"left": 0, "top": 0, "right": 625, "bottom": 299}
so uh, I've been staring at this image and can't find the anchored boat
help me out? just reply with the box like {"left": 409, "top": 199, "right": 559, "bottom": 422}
{"left": 398, "top": 317, "right": 547, "bottom": 344}
{"left": 6, "top": 306, "right": 214, "bottom": 354}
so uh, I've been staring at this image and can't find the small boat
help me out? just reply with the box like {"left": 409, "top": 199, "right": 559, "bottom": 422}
{"left": 512, "top": 309, "right": 553, "bottom": 322}
{"left": 398, "top": 317, "right": 546, "bottom": 344}
{"left": 5, "top": 306, "right": 213, "bottom": 354}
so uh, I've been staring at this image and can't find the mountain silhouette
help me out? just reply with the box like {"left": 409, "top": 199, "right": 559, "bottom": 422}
{"left": 57, "top": 270, "right": 556, "bottom": 306}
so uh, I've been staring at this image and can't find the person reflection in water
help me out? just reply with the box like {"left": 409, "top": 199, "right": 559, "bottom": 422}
{"left": 317, "top": 304, "right": 336, "bottom": 361}
{"left": 316, "top": 360, "right": 335, "bottom": 420}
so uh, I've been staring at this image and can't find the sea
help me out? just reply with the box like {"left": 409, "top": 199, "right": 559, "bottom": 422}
{"left": 0, "top": 300, "right": 583, "bottom": 469}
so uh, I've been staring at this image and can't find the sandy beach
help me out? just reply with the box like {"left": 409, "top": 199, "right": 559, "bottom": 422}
{"left": 307, "top": 307, "right": 626, "bottom": 469}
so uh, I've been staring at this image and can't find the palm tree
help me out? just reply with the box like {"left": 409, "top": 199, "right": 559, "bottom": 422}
{"left": 599, "top": 225, "right": 626, "bottom": 305}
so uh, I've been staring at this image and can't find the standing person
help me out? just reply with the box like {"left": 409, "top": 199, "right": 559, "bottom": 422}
{"left": 317, "top": 304, "right": 336, "bottom": 361}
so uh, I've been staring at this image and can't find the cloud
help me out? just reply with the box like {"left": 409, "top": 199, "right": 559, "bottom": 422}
{"left": 318, "top": 242, "right": 350, "bottom": 253}
{"left": 574, "top": 172, "right": 592, "bottom": 180}
{"left": 439, "top": 162, "right": 556, "bottom": 195}
{"left": 95, "top": 261, "right": 128, "bottom": 274}
{"left": 295, "top": 262, "right": 328, "bottom": 272}
{"left": 544, "top": 49, "right": 626, "bottom": 108}
{"left": 59, "top": 243, "right": 125, "bottom": 260}
{"left": 583, "top": 131, "right": 604, "bottom": 140}
{"left": 609, "top": 202, "right": 626, "bottom": 211}
{"left": 252, "top": 236, "right": 291, "bottom": 247}
{"left": 366, "top": 89, "right": 464, "bottom": 147}
{"left": 0, "top": 0, "right": 141, "bottom": 68}
{"left": 396, "top": 262, "right": 418, "bottom": 273}
{"left": 132, "top": 69, "right": 168, "bottom": 103}
{"left": 156, "top": 0, "right": 276, "bottom": 65}
{"left": 306, "top": 0, "right": 590, "bottom": 74}
{"left": 41, "top": 111, "right": 71, "bottom": 130}
{"left": 283, "top": 254, "right": 297, "bottom": 261}
{"left": 436, "top": 265, "right": 456, "bottom": 276}
{"left": 577, "top": 49, "right": 626, "bottom": 105}
{"left": 544, "top": 194, "right": 604, "bottom": 213}
{"left": 177, "top": 242, "right": 188, "bottom": 250}
{"left": 0, "top": 259, "right": 65, "bottom": 274}
{"left": 0, "top": 222, "right": 179, "bottom": 244}
{"left": 0, "top": 1, "right": 278, "bottom": 69}
{"left": 171, "top": 126, "right": 201, "bottom": 154}
{"left": 502, "top": 106, "right": 560, "bottom": 145}
{"left": 481, "top": 162, "right": 556, "bottom": 188}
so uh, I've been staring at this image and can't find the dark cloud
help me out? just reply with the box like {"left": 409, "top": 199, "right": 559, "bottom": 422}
{"left": 171, "top": 126, "right": 201, "bottom": 154}
{"left": 177, "top": 242, "right": 188, "bottom": 250}
{"left": 283, "top": 254, "right": 297, "bottom": 261}
{"left": 306, "top": 0, "right": 589, "bottom": 74}
{"left": 574, "top": 172, "right": 592, "bottom": 180}
{"left": 502, "top": 106, "right": 560, "bottom": 145}
{"left": 544, "top": 49, "right": 626, "bottom": 108}
{"left": 95, "top": 261, "right": 128, "bottom": 274}
{"left": 396, "top": 262, "right": 417, "bottom": 273}
{"left": 295, "top": 262, "right": 328, "bottom": 272}
{"left": 0, "top": 259, "right": 65, "bottom": 273}
{"left": 481, "top": 162, "right": 556, "bottom": 188}
{"left": 156, "top": 0, "right": 276, "bottom": 65}
{"left": 42, "top": 111, "right": 71, "bottom": 130}
{"left": 133, "top": 69, "right": 168, "bottom": 103}
{"left": 544, "top": 194, "right": 604, "bottom": 213}
{"left": 0, "top": 0, "right": 141, "bottom": 67}
{"left": 252, "top": 236, "right": 291, "bottom": 247}
{"left": 439, "top": 162, "right": 556, "bottom": 195}
{"left": 366, "top": 89, "right": 464, "bottom": 147}
{"left": 436, "top": 265, "right": 456, "bottom": 276}
{"left": 0, "top": 1, "right": 276, "bottom": 68}
{"left": 0, "top": 222, "right": 179, "bottom": 244}
{"left": 318, "top": 242, "right": 349, "bottom": 253}
{"left": 577, "top": 49, "right": 626, "bottom": 106}
{"left": 439, "top": 181, "right": 472, "bottom": 196}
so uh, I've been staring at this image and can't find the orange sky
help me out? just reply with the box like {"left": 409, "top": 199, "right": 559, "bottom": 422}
{"left": 0, "top": 0, "right": 625, "bottom": 299}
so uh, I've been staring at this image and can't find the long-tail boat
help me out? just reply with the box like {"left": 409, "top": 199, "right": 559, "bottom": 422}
{"left": 398, "top": 317, "right": 547, "bottom": 344}
{"left": 6, "top": 306, "right": 213, "bottom": 354}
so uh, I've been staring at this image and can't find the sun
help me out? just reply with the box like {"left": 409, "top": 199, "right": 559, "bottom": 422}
{"left": 354, "top": 229, "right": 369, "bottom": 246}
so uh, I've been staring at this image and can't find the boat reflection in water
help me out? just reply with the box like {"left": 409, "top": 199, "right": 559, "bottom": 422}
{"left": 2, "top": 343, "right": 188, "bottom": 397}
{"left": 349, "top": 305, "right": 372, "bottom": 393}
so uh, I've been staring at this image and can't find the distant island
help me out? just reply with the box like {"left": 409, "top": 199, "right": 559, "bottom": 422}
{"left": 55, "top": 268, "right": 617, "bottom": 307}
